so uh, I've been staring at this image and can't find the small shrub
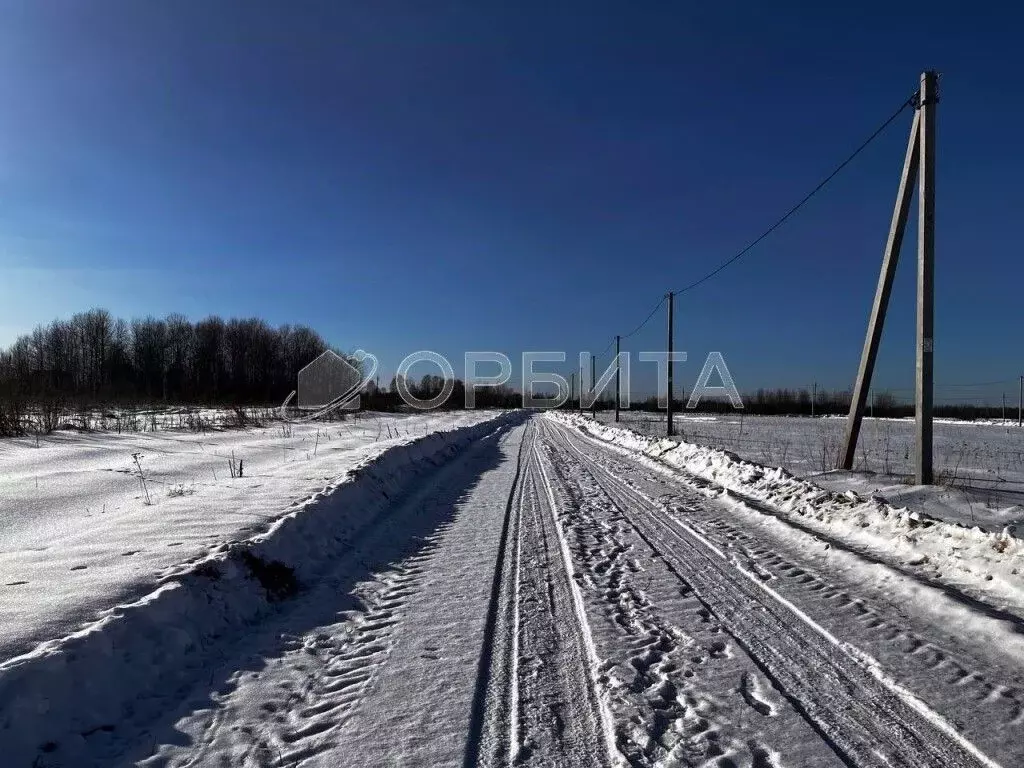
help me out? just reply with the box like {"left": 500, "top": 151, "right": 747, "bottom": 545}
{"left": 183, "top": 410, "right": 210, "bottom": 433}
{"left": 36, "top": 398, "right": 65, "bottom": 434}
{"left": 240, "top": 551, "right": 298, "bottom": 600}
{"left": 73, "top": 410, "right": 93, "bottom": 432}
{"left": 221, "top": 407, "right": 245, "bottom": 429}
{"left": 226, "top": 407, "right": 266, "bottom": 429}
{"left": 0, "top": 396, "right": 26, "bottom": 437}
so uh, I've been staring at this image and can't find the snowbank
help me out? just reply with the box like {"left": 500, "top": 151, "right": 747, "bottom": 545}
{"left": 596, "top": 410, "right": 1024, "bottom": 532}
{"left": 0, "top": 410, "right": 503, "bottom": 658}
{"left": 0, "top": 411, "right": 520, "bottom": 766}
{"left": 549, "top": 413, "right": 1024, "bottom": 618}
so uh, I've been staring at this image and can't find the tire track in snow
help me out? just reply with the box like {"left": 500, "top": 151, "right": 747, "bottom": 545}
{"left": 543, "top": 419, "right": 1000, "bottom": 768}
{"left": 536, "top": 427, "right": 799, "bottom": 767}
{"left": 537, "top": 450, "right": 744, "bottom": 765}
{"left": 464, "top": 419, "right": 528, "bottom": 768}
{"left": 305, "top": 423, "right": 532, "bottom": 767}
{"left": 529, "top": 437, "right": 618, "bottom": 765}
{"left": 273, "top": 547, "right": 443, "bottom": 765}
{"left": 473, "top": 421, "right": 615, "bottom": 768}
{"left": 694, "top": 514, "right": 1024, "bottom": 738}
{"left": 565, "top": 424, "right": 1024, "bottom": 764}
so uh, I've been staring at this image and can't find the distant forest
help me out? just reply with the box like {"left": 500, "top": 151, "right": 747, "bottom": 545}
{"left": 0, "top": 309, "right": 521, "bottom": 419}
{"left": 620, "top": 388, "right": 1016, "bottom": 422}
{"left": 0, "top": 308, "right": 337, "bottom": 405}
{"left": 0, "top": 309, "right": 1011, "bottom": 425}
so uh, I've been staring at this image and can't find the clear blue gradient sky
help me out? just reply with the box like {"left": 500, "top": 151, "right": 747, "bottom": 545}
{"left": 0, "top": 2, "right": 1020, "bottom": 401}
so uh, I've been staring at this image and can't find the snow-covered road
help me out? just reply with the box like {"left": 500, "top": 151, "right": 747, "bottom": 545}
{"left": 7, "top": 413, "right": 1022, "bottom": 767}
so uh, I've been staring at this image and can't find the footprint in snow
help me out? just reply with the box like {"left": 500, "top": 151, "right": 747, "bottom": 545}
{"left": 5, "top": 581, "right": 29, "bottom": 586}
{"left": 739, "top": 671, "right": 775, "bottom": 717}
{"left": 70, "top": 565, "right": 87, "bottom": 571}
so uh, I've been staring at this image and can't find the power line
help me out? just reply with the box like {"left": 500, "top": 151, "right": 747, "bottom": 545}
{"left": 621, "top": 295, "right": 666, "bottom": 340}
{"left": 586, "top": 294, "right": 662, "bottom": 367}
{"left": 670, "top": 91, "right": 919, "bottom": 296}
{"left": 934, "top": 379, "right": 1015, "bottom": 389}
{"left": 587, "top": 88, "right": 920, "bottom": 376}
{"left": 586, "top": 294, "right": 664, "bottom": 366}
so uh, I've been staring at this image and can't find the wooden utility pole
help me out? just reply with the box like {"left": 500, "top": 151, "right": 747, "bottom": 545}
{"left": 614, "top": 336, "right": 621, "bottom": 422}
{"left": 666, "top": 292, "right": 674, "bottom": 438}
{"left": 915, "top": 70, "right": 937, "bottom": 485}
{"left": 812, "top": 381, "right": 816, "bottom": 418}
{"left": 1019, "top": 375, "right": 1022, "bottom": 428}
{"left": 843, "top": 71, "right": 937, "bottom": 486}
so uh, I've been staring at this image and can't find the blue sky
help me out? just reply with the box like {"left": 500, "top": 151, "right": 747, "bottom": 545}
{"left": 0, "top": 2, "right": 1020, "bottom": 402}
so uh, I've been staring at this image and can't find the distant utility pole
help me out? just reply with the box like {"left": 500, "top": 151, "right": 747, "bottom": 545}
{"left": 666, "top": 292, "right": 675, "bottom": 438}
{"left": 1003, "top": 392, "right": 1006, "bottom": 423}
{"left": 1019, "top": 375, "right": 1022, "bottom": 427}
{"left": 591, "top": 355, "right": 596, "bottom": 419}
{"left": 614, "top": 335, "right": 621, "bottom": 423}
{"left": 571, "top": 372, "right": 576, "bottom": 411}
{"left": 812, "top": 381, "right": 817, "bottom": 418}
{"left": 578, "top": 361, "right": 583, "bottom": 414}
{"left": 843, "top": 70, "right": 937, "bottom": 484}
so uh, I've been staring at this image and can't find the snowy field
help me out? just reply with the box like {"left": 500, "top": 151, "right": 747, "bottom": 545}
{"left": 595, "top": 410, "right": 1024, "bottom": 531}
{"left": 1, "top": 410, "right": 1022, "bottom": 767}
{"left": 0, "top": 410, "right": 501, "bottom": 660}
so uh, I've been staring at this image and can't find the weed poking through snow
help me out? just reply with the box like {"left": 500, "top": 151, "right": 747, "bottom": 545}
{"left": 131, "top": 453, "right": 152, "bottom": 505}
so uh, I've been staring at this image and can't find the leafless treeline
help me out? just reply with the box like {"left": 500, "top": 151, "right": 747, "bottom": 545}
{"left": 0, "top": 308, "right": 336, "bottom": 407}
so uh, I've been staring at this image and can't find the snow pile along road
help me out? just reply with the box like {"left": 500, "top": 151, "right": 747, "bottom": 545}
{"left": 0, "top": 411, "right": 521, "bottom": 767}
{"left": 551, "top": 413, "right": 1024, "bottom": 619}
{"left": 0, "top": 411, "right": 502, "bottom": 658}
{"left": 598, "top": 410, "right": 1024, "bottom": 533}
